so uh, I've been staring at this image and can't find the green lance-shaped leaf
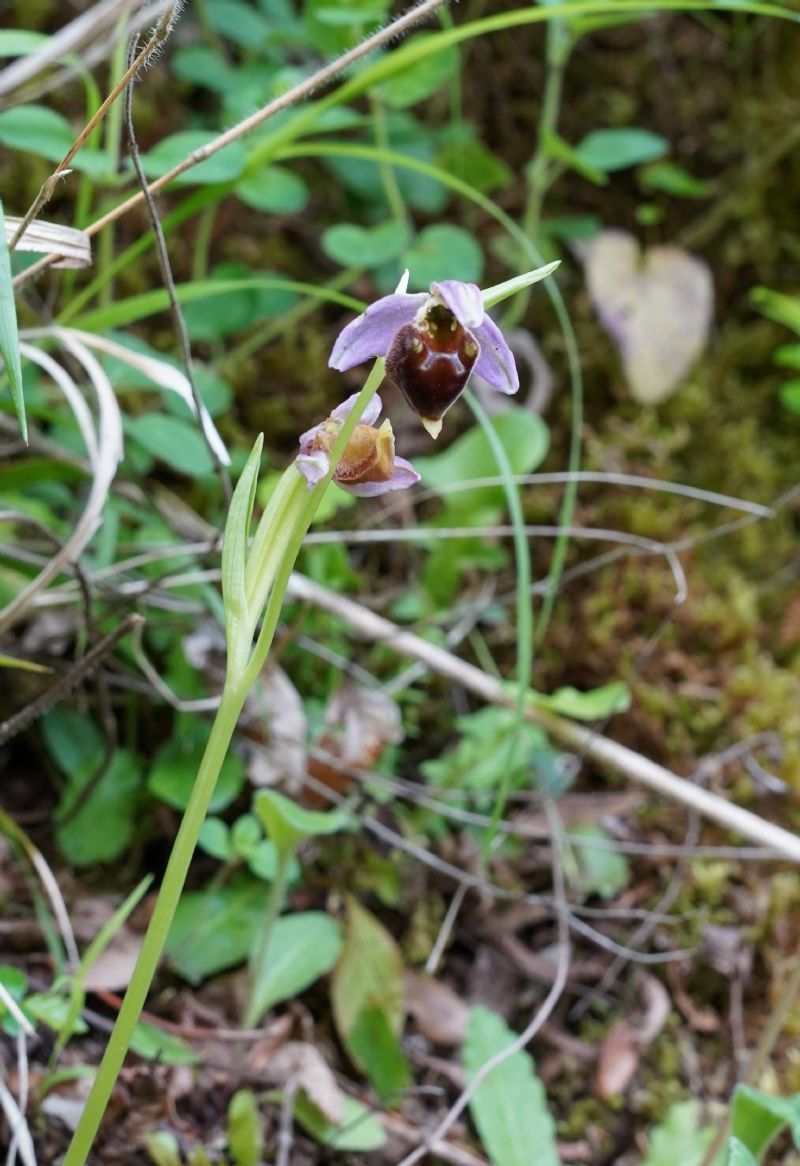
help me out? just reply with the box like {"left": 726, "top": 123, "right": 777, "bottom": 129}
{"left": 221, "top": 435, "right": 263, "bottom": 676}
{"left": 0, "top": 197, "right": 26, "bottom": 440}
{"left": 464, "top": 1006, "right": 561, "bottom": 1166}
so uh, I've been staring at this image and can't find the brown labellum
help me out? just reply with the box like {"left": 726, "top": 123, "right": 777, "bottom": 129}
{"left": 385, "top": 305, "right": 478, "bottom": 437}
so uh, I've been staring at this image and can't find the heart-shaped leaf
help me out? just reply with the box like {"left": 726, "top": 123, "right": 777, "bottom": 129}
{"left": 321, "top": 221, "right": 409, "bottom": 269}
{"left": 585, "top": 229, "right": 713, "bottom": 405}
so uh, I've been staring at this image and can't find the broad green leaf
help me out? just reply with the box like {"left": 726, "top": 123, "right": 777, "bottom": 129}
{"left": 380, "top": 35, "right": 457, "bottom": 107}
{"left": 294, "top": 1093, "right": 386, "bottom": 1151}
{"left": 249, "top": 912, "right": 343, "bottom": 1021}
{"left": 416, "top": 409, "right": 549, "bottom": 522}
{"left": 236, "top": 165, "right": 309, "bottom": 214}
{"left": 574, "top": 128, "right": 668, "bottom": 173}
{"left": 321, "top": 220, "right": 409, "bottom": 269}
{"left": 56, "top": 749, "right": 141, "bottom": 866}
{"left": 569, "top": 824, "right": 630, "bottom": 900}
{"left": 206, "top": 0, "right": 271, "bottom": 49}
{"left": 166, "top": 879, "right": 268, "bottom": 983}
{"left": 41, "top": 709, "right": 105, "bottom": 778}
{"left": 730, "top": 1085, "right": 800, "bottom": 1159}
{"left": 532, "top": 681, "right": 631, "bottom": 720}
{"left": 331, "top": 899, "right": 405, "bottom": 1082}
{"left": 138, "top": 131, "right": 247, "bottom": 185}
{"left": 640, "top": 1101, "right": 723, "bottom": 1166}
{"left": 253, "top": 789, "right": 351, "bottom": 857}
{"left": 148, "top": 737, "right": 245, "bottom": 814}
{"left": 0, "top": 198, "right": 26, "bottom": 439}
{"left": 726, "top": 1139, "right": 756, "bottom": 1166}
{"left": 227, "top": 1089, "right": 263, "bottom": 1166}
{"left": 0, "top": 965, "right": 29, "bottom": 1036}
{"left": 406, "top": 223, "right": 483, "bottom": 288}
{"left": 125, "top": 413, "right": 215, "bottom": 477}
{"left": 130, "top": 1021, "right": 197, "bottom": 1065}
{"left": 640, "top": 162, "right": 713, "bottom": 199}
{"left": 464, "top": 1006, "right": 560, "bottom": 1166}
{"left": 25, "top": 992, "right": 88, "bottom": 1036}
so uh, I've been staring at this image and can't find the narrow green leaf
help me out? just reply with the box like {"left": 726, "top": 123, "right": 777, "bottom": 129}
{"left": 0, "top": 198, "right": 26, "bottom": 439}
{"left": 573, "top": 128, "right": 669, "bottom": 173}
{"left": 541, "top": 128, "right": 607, "bottom": 185}
{"left": 143, "top": 1131, "right": 182, "bottom": 1166}
{"left": 640, "top": 1101, "right": 722, "bottom": 1166}
{"left": 222, "top": 434, "right": 263, "bottom": 671}
{"left": 348, "top": 1006, "right": 410, "bottom": 1100}
{"left": 130, "top": 1021, "right": 197, "bottom": 1065}
{"left": 227, "top": 1089, "right": 263, "bottom": 1166}
{"left": 464, "top": 1006, "right": 560, "bottom": 1166}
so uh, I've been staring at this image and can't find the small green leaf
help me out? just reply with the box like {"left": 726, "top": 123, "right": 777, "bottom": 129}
{"left": 348, "top": 1006, "right": 410, "bottom": 1100}
{"left": 774, "top": 343, "right": 800, "bottom": 370}
{"left": 198, "top": 817, "right": 232, "bottom": 861}
{"left": 464, "top": 1006, "right": 560, "bottom": 1166}
{"left": 0, "top": 105, "right": 73, "bottom": 161}
{"left": 138, "top": 131, "right": 247, "bottom": 185}
{"left": 574, "top": 128, "right": 669, "bottom": 173}
{"left": 532, "top": 682, "right": 631, "bottom": 720}
{"left": 406, "top": 223, "right": 483, "bottom": 288}
{"left": 726, "top": 1139, "right": 757, "bottom": 1166}
{"left": 640, "top": 1101, "right": 722, "bottom": 1166}
{"left": 569, "top": 824, "right": 630, "bottom": 900}
{"left": 166, "top": 879, "right": 267, "bottom": 983}
{"left": 380, "top": 35, "right": 457, "bottom": 107}
{"left": 751, "top": 287, "right": 800, "bottom": 336}
{"left": 0, "top": 653, "right": 49, "bottom": 672}
{"left": 130, "top": 1021, "right": 198, "bottom": 1065}
{"left": 0, "top": 31, "right": 49, "bottom": 57}
{"left": 0, "top": 198, "right": 26, "bottom": 439}
{"left": 293, "top": 1093, "right": 386, "bottom": 1151}
{"left": 331, "top": 899, "right": 405, "bottom": 1082}
{"left": 25, "top": 992, "right": 88, "bottom": 1036}
{"left": 541, "top": 128, "right": 607, "bottom": 185}
{"left": 436, "top": 123, "right": 512, "bottom": 194}
{"left": 321, "top": 220, "right": 410, "bottom": 269}
{"left": 143, "top": 1131, "right": 182, "bottom": 1166}
{"left": 253, "top": 789, "right": 351, "bottom": 857}
{"left": 779, "top": 380, "right": 800, "bottom": 413}
{"left": 236, "top": 165, "right": 310, "bottom": 214}
{"left": 56, "top": 750, "right": 141, "bottom": 866}
{"left": 125, "top": 413, "right": 214, "bottom": 477}
{"left": 730, "top": 1085, "right": 800, "bottom": 1159}
{"left": 640, "top": 161, "right": 713, "bottom": 199}
{"left": 148, "top": 737, "right": 245, "bottom": 814}
{"left": 249, "top": 912, "right": 343, "bottom": 1021}
{"left": 227, "top": 1089, "right": 263, "bottom": 1166}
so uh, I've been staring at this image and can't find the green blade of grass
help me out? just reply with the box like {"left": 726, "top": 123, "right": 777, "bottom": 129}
{"left": 0, "top": 197, "right": 26, "bottom": 441}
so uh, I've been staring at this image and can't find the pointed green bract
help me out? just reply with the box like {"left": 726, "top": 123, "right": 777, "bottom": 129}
{"left": 481, "top": 261, "right": 560, "bottom": 309}
{"left": 0, "top": 198, "right": 26, "bottom": 441}
{"left": 221, "top": 435, "right": 263, "bottom": 676}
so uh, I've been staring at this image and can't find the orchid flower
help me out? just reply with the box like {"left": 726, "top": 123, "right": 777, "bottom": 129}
{"left": 329, "top": 264, "right": 558, "bottom": 438}
{"left": 296, "top": 392, "right": 419, "bottom": 496}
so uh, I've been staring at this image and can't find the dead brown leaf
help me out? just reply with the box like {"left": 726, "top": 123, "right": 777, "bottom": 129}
{"left": 264, "top": 1042, "right": 345, "bottom": 1125}
{"left": 404, "top": 971, "right": 469, "bottom": 1046}
{"left": 593, "top": 1019, "right": 639, "bottom": 1099}
{"left": 83, "top": 929, "right": 142, "bottom": 992}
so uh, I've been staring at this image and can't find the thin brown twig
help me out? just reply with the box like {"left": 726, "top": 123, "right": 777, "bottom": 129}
{"left": 122, "top": 26, "right": 232, "bottom": 503}
{"left": 11, "top": 0, "right": 450, "bottom": 288}
{"left": 8, "top": 5, "right": 181, "bottom": 253}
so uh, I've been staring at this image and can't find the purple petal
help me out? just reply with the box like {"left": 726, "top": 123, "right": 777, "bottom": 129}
{"left": 339, "top": 456, "right": 420, "bottom": 497}
{"left": 472, "top": 314, "right": 519, "bottom": 394}
{"left": 432, "top": 281, "right": 484, "bottom": 330}
{"left": 330, "top": 391, "right": 382, "bottom": 428}
{"left": 296, "top": 450, "right": 329, "bottom": 489}
{"left": 298, "top": 419, "right": 325, "bottom": 450}
{"left": 329, "top": 293, "right": 425, "bottom": 370}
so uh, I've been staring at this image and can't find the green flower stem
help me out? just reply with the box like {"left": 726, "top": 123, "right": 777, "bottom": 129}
{"left": 62, "top": 679, "right": 248, "bottom": 1166}
{"left": 62, "top": 359, "right": 386, "bottom": 1166}
{"left": 243, "top": 846, "right": 294, "bottom": 1028}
